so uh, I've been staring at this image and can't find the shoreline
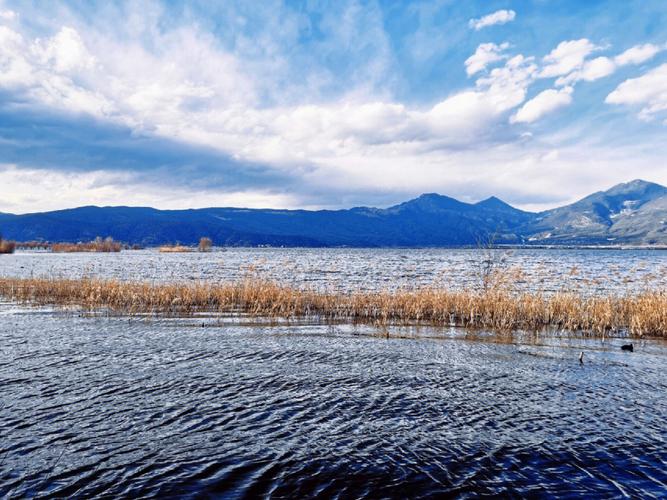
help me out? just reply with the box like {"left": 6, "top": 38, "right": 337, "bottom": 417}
{"left": 6, "top": 243, "right": 667, "bottom": 252}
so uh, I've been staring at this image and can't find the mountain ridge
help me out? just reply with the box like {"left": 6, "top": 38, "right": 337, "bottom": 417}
{"left": 1, "top": 179, "right": 666, "bottom": 247}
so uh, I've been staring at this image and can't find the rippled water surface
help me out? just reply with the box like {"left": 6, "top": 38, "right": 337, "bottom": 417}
{"left": 1, "top": 304, "right": 666, "bottom": 497}
{"left": 1, "top": 247, "right": 667, "bottom": 293}
{"left": 2, "top": 249, "right": 667, "bottom": 497}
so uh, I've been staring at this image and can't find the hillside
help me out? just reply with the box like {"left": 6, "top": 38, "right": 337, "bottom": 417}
{"left": 521, "top": 180, "right": 667, "bottom": 245}
{"left": 1, "top": 180, "right": 666, "bottom": 247}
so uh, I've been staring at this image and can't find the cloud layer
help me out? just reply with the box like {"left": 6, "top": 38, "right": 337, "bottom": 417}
{"left": 0, "top": 1, "right": 666, "bottom": 213}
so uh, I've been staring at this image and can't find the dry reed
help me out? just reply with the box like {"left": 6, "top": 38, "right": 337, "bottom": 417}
{"left": 0, "top": 276, "right": 665, "bottom": 337}
{"left": 52, "top": 237, "right": 121, "bottom": 253}
{"left": 0, "top": 240, "right": 16, "bottom": 254}
{"left": 159, "top": 245, "right": 194, "bottom": 253}
{"left": 198, "top": 237, "right": 213, "bottom": 252}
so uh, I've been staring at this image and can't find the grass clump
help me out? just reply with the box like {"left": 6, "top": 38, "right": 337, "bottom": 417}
{"left": 159, "top": 237, "right": 213, "bottom": 253}
{"left": 0, "top": 239, "right": 16, "bottom": 254}
{"left": 199, "top": 237, "right": 213, "bottom": 252}
{"left": 0, "top": 276, "right": 665, "bottom": 337}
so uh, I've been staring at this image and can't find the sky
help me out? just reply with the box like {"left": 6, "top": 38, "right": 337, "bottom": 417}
{"left": 1, "top": 0, "right": 666, "bottom": 214}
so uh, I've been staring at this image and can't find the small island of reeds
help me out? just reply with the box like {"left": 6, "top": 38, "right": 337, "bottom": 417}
{"left": 159, "top": 245, "right": 194, "bottom": 253}
{"left": 159, "top": 237, "right": 214, "bottom": 253}
{"left": 0, "top": 237, "right": 16, "bottom": 254}
{"left": 52, "top": 237, "right": 122, "bottom": 253}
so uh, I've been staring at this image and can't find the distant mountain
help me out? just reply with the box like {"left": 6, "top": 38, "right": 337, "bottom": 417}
{"left": 1, "top": 179, "right": 666, "bottom": 247}
{"left": 521, "top": 180, "right": 667, "bottom": 245}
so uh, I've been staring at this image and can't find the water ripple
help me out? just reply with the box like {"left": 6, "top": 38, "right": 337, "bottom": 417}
{"left": 1, "top": 306, "right": 666, "bottom": 497}
{"left": 1, "top": 247, "right": 667, "bottom": 294}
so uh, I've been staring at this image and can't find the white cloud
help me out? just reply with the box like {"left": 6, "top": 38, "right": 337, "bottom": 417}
{"left": 0, "top": 26, "right": 32, "bottom": 87}
{"left": 469, "top": 10, "right": 516, "bottom": 31}
{"left": 510, "top": 86, "right": 573, "bottom": 123}
{"left": 614, "top": 43, "right": 663, "bottom": 66}
{"left": 0, "top": 23, "right": 255, "bottom": 122}
{"left": 540, "top": 39, "right": 599, "bottom": 78}
{"left": 606, "top": 63, "right": 667, "bottom": 121}
{"left": 578, "top": 56, "right": 616, "bottom": 79}
{"left": 0, "top": 22, "right": 541, "bottom": 164}
{"left": 0, "top": 9, "right": 17, "bottom": 21}
{"left": 36, "top": 26, "right": 96, "bottom": 73}
{"left": 556, "top": 56, "right": 616, "bottom": 85}
{"left": 474, "top": 55, "right": 537, "bottom": 110}
{"left": 0, "top": 26, "right": 113, "bottom": 115}
{"left": 556, "top": 43, "right": 664, "bottom": 86}
{"left": 464, "top": 42, "right": 509, "bottom": 76}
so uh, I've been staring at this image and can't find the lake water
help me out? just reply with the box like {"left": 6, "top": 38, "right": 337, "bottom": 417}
{"left": 1, "top": 249, "right": 667, "bottom": 496}
{"left": 1, "top": 247, "right": 667, "bottom": 293}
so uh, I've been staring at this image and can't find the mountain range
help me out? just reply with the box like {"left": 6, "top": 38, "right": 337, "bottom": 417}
{"left": 2, "top": 179, "right": 667, "bottom": 247}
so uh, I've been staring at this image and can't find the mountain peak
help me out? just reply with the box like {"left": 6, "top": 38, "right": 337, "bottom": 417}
{"left": 606, "top": 179, "right": 667, "bottom": 197}
{"left": 475, "top": 196, "right": 521, "bottom": 212}
{"left": 390, "top": 193, "right": 469, "bottom": 212}
{"left": 417, "top": 193, "right": 452, "bottom": 201}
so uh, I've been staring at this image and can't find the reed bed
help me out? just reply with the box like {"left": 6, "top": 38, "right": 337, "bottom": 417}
{"left": 51, "top": 237, "right": 121, "bottom": 253}
{"left": 0, "top": 276, "right": 665, "bottom": 337}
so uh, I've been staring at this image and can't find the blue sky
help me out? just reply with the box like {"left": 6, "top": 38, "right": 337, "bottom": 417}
{"left": 1, "top": 0, "right": 666, "bottom": 213}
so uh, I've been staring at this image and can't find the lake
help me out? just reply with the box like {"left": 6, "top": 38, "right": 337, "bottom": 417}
{"left": 2, "top": 247, "right": 667, "bottom": 293}
{"left": 1, "top": 248, "right": 667, "bottom": 496}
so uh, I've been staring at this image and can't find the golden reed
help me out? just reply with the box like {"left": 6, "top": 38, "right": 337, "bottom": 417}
{"left": 158, "top": 245, "right": 194, "bottom": 253}
{"left": 0, "top": 240, "right": 16, "bottom": 254}
{"left": 52, "top": 237, "right": 122, "bottom": 253}
{"left": 0, "top": 276, "right": 665, "bottom": 337}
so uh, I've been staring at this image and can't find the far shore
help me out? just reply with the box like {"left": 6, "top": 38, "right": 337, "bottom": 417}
{"left": 6, "top": 243, "right": 667, "bottom": 252}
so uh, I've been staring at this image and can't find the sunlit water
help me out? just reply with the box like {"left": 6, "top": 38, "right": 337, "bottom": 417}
{"left": 1, "top": 247, "right": 667, "bottom": 293}
{"left": 1, "top": 249, "right": 667, "bottom": 496}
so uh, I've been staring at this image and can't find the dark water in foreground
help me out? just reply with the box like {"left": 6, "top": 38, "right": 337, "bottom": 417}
{"left": 1, "top": 305, "right": 666, "bottom": 498}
